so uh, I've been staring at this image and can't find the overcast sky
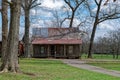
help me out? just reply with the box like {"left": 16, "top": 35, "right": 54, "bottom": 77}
{"left": 0, "top": 0, "right": 120, "bottom": 40}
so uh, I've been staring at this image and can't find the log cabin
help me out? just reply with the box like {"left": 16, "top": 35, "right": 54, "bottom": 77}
{"left": 32, "top": 27, "right": 82, "bottom": 59}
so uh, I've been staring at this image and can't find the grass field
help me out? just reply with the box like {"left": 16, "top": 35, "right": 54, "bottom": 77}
{"left": 82, "top": 54, "right": 120, "bottom": 71}
{"left": 0, "top": 59, "right": 120, "bottom": 80}
{"left": 81, "top": 54, "right": 120, "bottom": 59}
{"left": 87, "top": 60, "right": 120, "bottom": 71}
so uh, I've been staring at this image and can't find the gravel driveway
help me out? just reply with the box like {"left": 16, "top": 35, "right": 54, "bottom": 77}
{"left": 61, "top": 59, "right": 120, "bottom": 77}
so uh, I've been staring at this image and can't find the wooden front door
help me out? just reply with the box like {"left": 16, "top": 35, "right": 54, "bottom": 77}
{"left": 68, "top": 46, "right": 73, "bottom": 55}
{"left": 50, "top": 45, "right": 56, "bottom": 57}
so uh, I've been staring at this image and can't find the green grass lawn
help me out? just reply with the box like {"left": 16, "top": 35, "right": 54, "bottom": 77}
{"left": 87, "top": 60, "right": 120, "bottom": 71}
{"left": 82, "top": 54, "right": 120, "bottom": 71}
{"left": 0, "top": 58, "right": 120, "bottom": 80}
{"left": 81, "top": 54, "right": 120, "bottom": 59}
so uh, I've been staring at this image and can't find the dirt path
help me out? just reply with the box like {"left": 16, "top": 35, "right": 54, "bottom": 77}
{"left": 61, "top": 59, "right": 120, "bottom": 77}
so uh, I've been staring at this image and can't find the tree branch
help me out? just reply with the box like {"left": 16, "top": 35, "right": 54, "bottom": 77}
{"left": 94, "top": 0, "right": 99, "bottom": 6}
{"left": 64, "top": 0, "right": 74, "bottom": 11}
{"left": 5, "top": 0, "right": 13, "bottom": 5}
{"left": 74, "top": 0, "right": 85, "bottom": 11}
{"left": 21, "top": 3, "right": 25, "bottom": 10}
{"left": 30, "top": 3, "right": 41, "bottom": 9}
{"left": 99, "top": 16, "right": 120, "bottom": 23}
{"left": 76, "top": 20, "right": 87, "bottom": 28}
{"left": 85, "top": 1, "right": 95, "bottom": 18}
{"left": 29, "top": 0, "right": 41, "bottom": 9}
{"left": 60, "top": 17, "right": 71, "bottom": 27}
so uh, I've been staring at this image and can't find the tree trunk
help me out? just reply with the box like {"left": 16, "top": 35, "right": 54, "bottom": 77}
{"left": 22, "top": 0, "right": 40, "bottom": 58}
{"left": 116, "top": 53, "right": 119, "bottom": 59}
{"left": 23, "top": 9, "right": 31, "bottom": 58}
{"left": 113, "top": 52, "right": 115, "bottom": 59}
{"left": 69, "top": 11, "right": 75, "bottom": 28}
{"left": 87, "top": 22, "right": 97, "bottom": 58}
{"left": 1, "top": 0, "right": 8, "bottom": 70}
{"left": 116, "top": 49, "right": 119, "bottom": 59}
{"left": 1, "top": 0, "right": 21, "bottom": 73}
{"left": 116, "top": 44, "right": 120, "bottom": 59}
{"left": 87, "top": 0, "right": 102, "bottom": 58}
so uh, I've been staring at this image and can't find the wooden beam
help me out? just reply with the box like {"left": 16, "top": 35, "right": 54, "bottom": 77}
{"left": 79, "top": 45, "right": 81, "bottom": 59}
{"left": 64, "top": 45, "right": 66, "bottom": 57}
{"left": 47, "top": 45, "right": 50, "bottom": 57}
{"left": 55, "top": 45, "right": 56, "bottom": 58}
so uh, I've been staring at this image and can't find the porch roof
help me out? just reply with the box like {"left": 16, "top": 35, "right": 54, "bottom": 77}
{"left": 32, "top": 39, "right": 82, "bottom": 45}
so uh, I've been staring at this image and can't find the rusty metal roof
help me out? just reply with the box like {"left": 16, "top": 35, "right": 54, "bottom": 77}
{"left": 32, "top": 39, "right": 82, "bottom": 44}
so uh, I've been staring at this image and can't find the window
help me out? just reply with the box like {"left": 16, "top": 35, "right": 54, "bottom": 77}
{"left": 41, "top": 46, "right": 44, "bottom": 54}
{"left": 68, "top": 46, "right": 73, "bottom": 54}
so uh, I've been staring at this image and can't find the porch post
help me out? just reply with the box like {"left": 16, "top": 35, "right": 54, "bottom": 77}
{"left": 64, "top": 45, "right": 66, "bottom": 57}
{"left": 55, "top": 45, "right": 56, "bottom": 58}
{"left": 79, "top": 44, "right": 81, "bottom": 59}
{"left": 47, "top": 45, "right": 50, "bottom": 57}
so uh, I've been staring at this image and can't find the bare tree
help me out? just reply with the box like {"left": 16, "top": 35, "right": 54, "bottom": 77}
{"left": 51, "top": 9, "right": 70, "bottom": 28}
{"left": 108, "top": 29, "right": 120, "bottom": 59}
{"left": 80, "top": 27, "right": 91, "bottom": 53}
{"left": 94, "top": 37, "right": 110, "bottom": 54}
{"left": 52, "top": 10, "right": 61, "bottom": 27}
{"left": 1, "top": 0, "right": 8, "bottom": 69}
{"left": 104, "top": 0, "right": 117, "bottom": 5}
{"left": 64, "top": 0, "right": 85, "bottom": 28}
{"left": 93, "top": 28, "right": 120, "bottom": 59}
{"left": 49, "top": 6, "right": 71, "bottom": 28}
{"left": 86, "top": 0, "right": 120, "bottom": 58}
{"left": 21, "top": 0, "right": 41, "bottom": 58}
{"left": 0, "top": 0, "right": 21, "bottom": 73}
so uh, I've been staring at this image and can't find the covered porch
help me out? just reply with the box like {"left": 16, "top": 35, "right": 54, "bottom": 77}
{"left": 32, "top": 39, "right": 82, "bottom": 59}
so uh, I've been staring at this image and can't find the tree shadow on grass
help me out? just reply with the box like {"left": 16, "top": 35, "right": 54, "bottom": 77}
{"left": 22, "top": 72, "right": 36, "bottom": 77}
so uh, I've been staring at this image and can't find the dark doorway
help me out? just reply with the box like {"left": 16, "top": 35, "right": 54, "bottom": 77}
{"left": 50, "top": 45, "right": 55, "bottom": 57}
